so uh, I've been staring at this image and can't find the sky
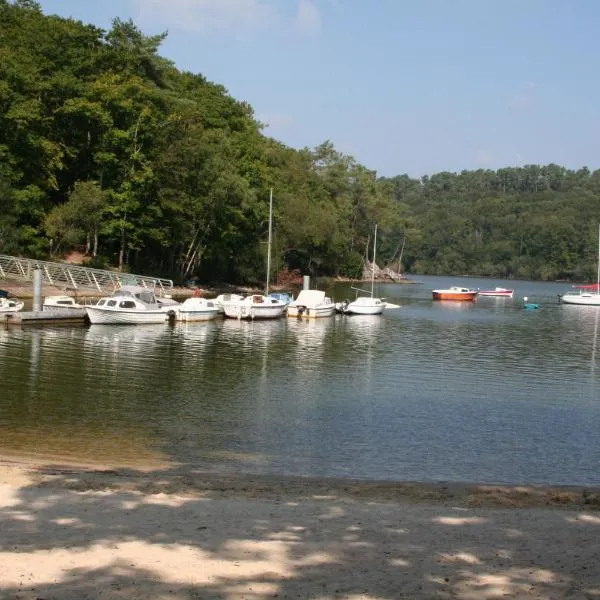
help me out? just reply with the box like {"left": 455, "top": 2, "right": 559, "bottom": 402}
{"left": 34, "top": 0, "right": 600, "bottom": 178}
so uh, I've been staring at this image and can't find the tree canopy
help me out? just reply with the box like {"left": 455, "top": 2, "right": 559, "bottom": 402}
{"left": 1, "top": 0, "right": 599, "bottom": 284}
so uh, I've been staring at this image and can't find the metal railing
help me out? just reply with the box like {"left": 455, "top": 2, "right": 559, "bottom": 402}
{"left": 0, "top": 254, "right": 173, "bottom": 294}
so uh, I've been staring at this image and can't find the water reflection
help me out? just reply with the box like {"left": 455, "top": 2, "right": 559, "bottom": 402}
{"left": 3, "top": 277, "right": 600, "bottom": 485}
{"left": 0, "top": 325, "right": 171, "bottom": 468}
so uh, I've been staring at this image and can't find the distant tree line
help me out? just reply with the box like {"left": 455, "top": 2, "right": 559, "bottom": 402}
{"left": 1, "top": 0, "right": 599, "bottom": 285}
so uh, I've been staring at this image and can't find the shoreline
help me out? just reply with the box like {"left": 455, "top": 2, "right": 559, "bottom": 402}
{"left": 2, "top": 458, "right": 600, "bottom": 510}
{"left": 1, "top": 460, "right": 600, "bottom": 599}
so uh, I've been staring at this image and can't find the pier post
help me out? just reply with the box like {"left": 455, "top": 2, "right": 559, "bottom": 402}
{"left": 303, "top": 275, "right": 310, "bottom": 290}
{"left": 33, "top": 269, "right": 42, "bottom": 311}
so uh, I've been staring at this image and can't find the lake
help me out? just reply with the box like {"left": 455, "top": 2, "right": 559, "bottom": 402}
{"left": 1, "top": 274, "right": 600, "bottom": 486}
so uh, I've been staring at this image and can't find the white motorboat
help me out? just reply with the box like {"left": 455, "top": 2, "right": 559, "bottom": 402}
{"left": 560, "top": 225, "right": 600, "bottom": 306}
{"left": 176, "top": 297, "right": 221, "bottom": 322}
{"left": 0, "top": 290, "right": 24, "bottom": 313}
{"left": 85, "top": 285, "right": 179, "bottom": 324}
{"left": 287, "top": 289, "right": 336, "bottom": 318}
{"left": 43, "top": 295, "right": 84, "bottom": 310}
{"left": 221, "top": 294, "right": 287, "bottom": 320}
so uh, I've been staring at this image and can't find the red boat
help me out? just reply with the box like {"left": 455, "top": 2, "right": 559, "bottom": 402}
{"left": 477, "top": 287, "right": 514, "bottom": 298}
{"left": 432, "top": 286, "right": 478, "bottom": 301}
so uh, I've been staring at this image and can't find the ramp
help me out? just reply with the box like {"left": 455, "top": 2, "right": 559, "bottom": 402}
{"left": 0, "top": 254, "right": 173, "bottom": 294}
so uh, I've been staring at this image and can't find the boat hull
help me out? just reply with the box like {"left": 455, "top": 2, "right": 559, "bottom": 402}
{"left": 432, "top": 290, "right": 478, "bottom": 301}
{"left": 337, "top": 298, "right": 386, "bottom": 315}
{"left": 345, "top": 304, "right": 385, "bottom": 315}
{"left": 177, "top": 309, "right": 220, "bottom": 322}
{"left": 287, "top": 304, "right": 336, "bottom": 318}
{"left": 222, "top": 302, "right": 286, "bottom": 320}
{"left": 560, "top": 293, "right": 600, "bottom": 306}
{"left": 86, "top": 306, "right": 169, "bottom": 325}
{"left": 478, "top": 288, "right": 514, "bottom": 298}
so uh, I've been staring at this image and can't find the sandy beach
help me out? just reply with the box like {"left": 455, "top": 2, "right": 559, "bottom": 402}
{"left": 0, "top": 461, "right": 599, "bottom": 600}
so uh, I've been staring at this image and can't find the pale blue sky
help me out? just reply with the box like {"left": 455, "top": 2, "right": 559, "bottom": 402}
{"left": 35, "top": 0, "right": 600, "bottom": 177}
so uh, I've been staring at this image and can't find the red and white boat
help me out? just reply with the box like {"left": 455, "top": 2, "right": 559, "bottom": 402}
{"left": 477, "top": 287, "right": 514, "bottom": 298}
{"left": 432, "top": 286, "right": 478, "bottom": 301}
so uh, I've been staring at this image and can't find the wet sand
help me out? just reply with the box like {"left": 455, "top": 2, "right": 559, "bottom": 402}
{"left": 1, "top": 460, "right": 599, "bottom": 599}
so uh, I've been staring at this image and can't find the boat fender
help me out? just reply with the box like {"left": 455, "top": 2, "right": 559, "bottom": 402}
{"left": 343, "top": 299, "right": 349, "bottom": 312}
{"left": 297, "top": 305, "right": 306, "bottom": 316}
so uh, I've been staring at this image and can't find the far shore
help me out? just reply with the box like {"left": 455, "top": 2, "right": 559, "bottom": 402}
{"left": 1, "top": 459, "right": 600, "bottom": 599}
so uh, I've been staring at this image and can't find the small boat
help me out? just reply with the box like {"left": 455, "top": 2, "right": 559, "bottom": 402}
{"left": 432, "top": 286, "right": 478, "bottom": 301}
{"left": 221, "top": 190, "right": 286, "bottom": 321}
{"left": 0, "top": 289, "right": 24, "bottom": 313}
{"left": 42, "top": 295, "right": 84, "bottom": 310}
{"left": 221, "top": 294, "right": 287, "bottom": 320}
{"left": 214, "top": 293, "right": 244, "bottom": 314}
{"left": 477, "top": 287, "right": 514, "bottom": 298}
{"left": 287, "top": 289, "right": 336, "bottom": 319}
{"left": 336, "top": 295, "right": 386, "bottom": 315}
{"left": 338, "top": 224, "right": 387, "bottom": 316}
{"left": 86, "top": 285, "right": 179, "bottom": 325}
{"left": 176, "top": 297, "right": 221, "bottom": 322}
{"left": 560, "top": 225, "right": 600, "bottom": 306}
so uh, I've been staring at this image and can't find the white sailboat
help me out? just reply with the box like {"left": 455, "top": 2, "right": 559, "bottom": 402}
{"left": 221, "top": 189, "right": 287, "bottom": 320}
{"left": 560, "top": 225, "right": 600, "bottom": 306}
{"left": 337, "top": 224, "right": 386, "bottom": 316}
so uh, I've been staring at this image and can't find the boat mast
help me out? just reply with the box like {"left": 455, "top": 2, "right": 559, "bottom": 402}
{"left": 597, "top": 223, "right": 600, "bottom": 293}
{"left": 371, "top": 224, "right": 377, "bottom": 298}
{"left": 398, "top": 235, "right": 405, "bottom": 275}
{"left": 266, "top": 188, "right": 273, "bottom": 296}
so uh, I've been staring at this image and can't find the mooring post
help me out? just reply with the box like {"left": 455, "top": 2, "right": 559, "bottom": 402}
{"left": 33, "top": 268, "right": 42, "bottom": 311}
{"left": 303, "top": 275, "right": 310, "bottom": 290}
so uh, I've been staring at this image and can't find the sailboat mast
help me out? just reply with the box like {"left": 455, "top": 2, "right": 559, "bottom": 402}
{"left": 398, "top": 235, "right": 405, "bottom": 275}
{"left": 371, "top": 224, "right": 377, "bottom": 298}
{"left": 266, "top": 188, "right": 273, "bottom": 296}
{"left": 596, "top": 225, "right": 600, "bottom": 294}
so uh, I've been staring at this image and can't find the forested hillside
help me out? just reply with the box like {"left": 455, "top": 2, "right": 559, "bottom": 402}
{"left": 1, "top": 0, "right": 599, "bottom": 284}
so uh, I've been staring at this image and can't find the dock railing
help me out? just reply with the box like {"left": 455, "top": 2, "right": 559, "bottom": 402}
{"left": 0, "top": 254, "right": 173, "bottom": 295}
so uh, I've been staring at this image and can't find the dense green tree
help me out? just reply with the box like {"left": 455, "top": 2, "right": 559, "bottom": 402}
{"left": 2, "top": 0, "right": 600, "bottom": 284}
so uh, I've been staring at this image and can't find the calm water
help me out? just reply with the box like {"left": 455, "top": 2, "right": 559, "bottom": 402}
{"left": 1, "top": 274, "right": 600, "bottom": 486}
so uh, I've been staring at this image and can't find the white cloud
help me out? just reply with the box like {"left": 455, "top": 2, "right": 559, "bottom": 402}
{"left": 134, "top": 0, "right": 322, "bottom": 35}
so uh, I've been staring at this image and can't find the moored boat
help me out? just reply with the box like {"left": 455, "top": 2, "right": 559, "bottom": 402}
{"left": 432, "top": 286, "right": 478, "bottom": 301}
{"left": 336, "top": 295, "right": 386, "bottom": 315}
{"left": 287, "top": 289, "right": 336, "bottom": 318}
{"left": 0, "top": 289, "right": 24, "bottom": 313}
{"left": 176, "top": 297, "right": 221, "bottom": 322}
{"left": 477, "top": 287, "right": 514, "bottom": 298}
{"left": 338, "top": 224, "right": 387, "bottom": 316}
{"left": 221, "top": 294, "right": 287, "bottom": 320}
{"left": 86, "top": 285, "right": 178, "bottom": 325}
{"left": 560, "top": 225, "right": 600, "bottom": 306}
{"left": 43, "top": 295, "right": 84, "bottom": 310}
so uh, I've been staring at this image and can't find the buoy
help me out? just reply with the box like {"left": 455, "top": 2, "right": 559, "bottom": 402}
{"left": 522, "top": 296, "right": 540, "bottom": 310}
